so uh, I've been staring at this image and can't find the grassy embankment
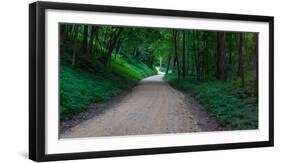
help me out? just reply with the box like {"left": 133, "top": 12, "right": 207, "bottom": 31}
{"left": 164, "top": 73, "right": 258, "bottom": 130}
{"left": 60, "top": 56, "right": 156, "bottom": 120}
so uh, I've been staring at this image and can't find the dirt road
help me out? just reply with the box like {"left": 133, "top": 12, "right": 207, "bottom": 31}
{"left": 61, "top": 74, "right": 222, "bottom": 139}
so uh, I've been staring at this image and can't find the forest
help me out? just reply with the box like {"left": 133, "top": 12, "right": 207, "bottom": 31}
{"left": 59, "top": 23, "right": 258, "bottom": 131}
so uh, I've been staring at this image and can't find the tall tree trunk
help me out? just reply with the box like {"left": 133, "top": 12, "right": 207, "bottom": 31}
{"left": 229, "top": 33, "right": 233, "bottom": 64}
{"left": 173, "top": 30, "right": 180, "bottom": 79}
{"left": 192, "top": 30, "right": 197, "bottom": 76}
{"left": 216, "top": 32, "right": 222, "bottom": 80}
{"left": 172, "top": 54, "right": 176, "bottom": 72}
{"left": 182, "top": 30, "right": 186, "bottom": 78}
{"left": 254, "top": 33, "right": 259, "bottom": 95}
{"left": 220, "top": 32, "right": 227, "bottom": 81}
{"left": 81, "top": 25, "right": 89, "bottom": 55}
{"left": 238, "top": 33, "right": 245, "bottom": 88}
{"left": 186, "top": 31, "right": 189, "bottom": 75}
{"left": 60, "top": 24, "right": 66, "bottom": 53}
{"left": 86, "top": 26, "right": 99, "bottom": 58}
{"left": 216, "top": 32, "right": 227, "bottom": 81}
{"left": 196, "top": 31, "right": 200, "bottom": 81}
{"left": 205, "top": 39, "right": 210, "bottom": 78}
{"left": 166, "top": 54, "right": 172, "bottom": 74}
{"left": 105, "top": 28, "right": 123, "bottom": 65}
{"left": 72, "top": 25, "right": 79, "bottom": 66}
{"left": 202, "top": 32, "right": 208, "bottom": 79}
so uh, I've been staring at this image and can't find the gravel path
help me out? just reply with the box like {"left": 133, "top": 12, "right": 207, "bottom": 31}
{"left": 61, "top": 74, "right": 222, "bottom": 139}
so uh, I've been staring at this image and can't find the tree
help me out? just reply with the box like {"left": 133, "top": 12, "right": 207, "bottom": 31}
{"left": 81, "top": 25, "right": 89, "bottom": 55}
{"left": 186, "top": 31, "right": 190, "bottom": 75}
{"left": 166, "top": 53, "right": 172, "bottom": 74}
{"left": 238, "top": 33, "right": 245, "bottom": 88}
{"left": 86, "top": 26, "right": 99, "bottom": 58}
{"left": 172, "top": 30, "right": 181, "bottom": 79}
{"left": 71, "top": 25, "right": 79, "bottom": 66}
{"left": 254, "top": 33, "right": 258, "bottom": 94}
{"left": 216, "top": 32, "right": 227, "bottom": 81}
{"left": 229, "top": 33, "right": 234, "bottom": 64}
{"left": 190, "top": 30, "right": 195, "bottom": 76}
{"left": 105, "top": 27, "right": 123, "bottom": 65}
{"left": 60, "top": 24, "right": 67, "bottom": 53}
{"left": 221, "top": 32, "right": 227, "bottom": 81}
{"left": 216, "top": 32, "right": 221, "bottom": 80}
{"left": 182, "top": 30, "right": 186, "bottom": 78}
{"left": 195, "top": 31, "right": 201, "bottom": 80}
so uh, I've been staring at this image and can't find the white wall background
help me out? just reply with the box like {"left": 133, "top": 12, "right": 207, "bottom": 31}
{"left": 0, "top": 0, "right": 279, "bottom": 162}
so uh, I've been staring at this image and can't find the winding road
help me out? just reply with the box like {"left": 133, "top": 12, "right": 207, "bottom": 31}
{"left": 61, "top": 73, "right": 221, "bottom": 139}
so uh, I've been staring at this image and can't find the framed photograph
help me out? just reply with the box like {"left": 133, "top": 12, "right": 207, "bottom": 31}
{"left": 29, "top": 1, "right": 274, "bottom": 162}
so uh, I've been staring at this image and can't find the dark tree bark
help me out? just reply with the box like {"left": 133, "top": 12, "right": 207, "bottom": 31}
{"left": 220, "top": 32, "right": 227, "bottom": 81}
{"left": 216, "top": 32, "right": 227, "bottom": 81}
{"left": 171, "top": 31, "right": 176, "bottom": 73}
{"left": 172, "top": 30, "right": 181, "bottom": 79}
{"left": 196, "top": 31, "right": 200, "bottom": 81}
{"left": 182, "top": 30, "right": 186, "bottom": 78}
{"left": 192, "top": 30, "right": 197, "bottom": 76}
{"left": 229, "top": 33, "right": 233, "bottom": 64}
{"left": 171, "top": 32, "right": 176, "bottom": 72}
{"left": 186, "top": 31, "right": 189, "bottom": 75}
{"left": 105, "top": 27, "right": 123, "bottom": 65}
{"left": 216, "top": 32, "right": 222, "bottom": 80}
{"left": 86, "top": 26, "right": 99, "bottom": 58}
{"left": 202, "top": 32, "right": 208, "bottom": 79}
{"left": 172, "top": 53, "right": 176, "bottom": 72}
{"left": 166, "top": 53, "right": 172, "bottom": 74}
{"left": 60, "top": 24, "right": 66, "bottom": 53}
{"left": 81, "top": 25, "right": 89, "bottom": 55}
{"left": 254, "top": 33, "right": 259, "bottom": 95}
{"left": 72, "top": 25, "right": 79, "bottom": 66}
{"left": 238, "top": 33, "right": 245, "bottom": 88}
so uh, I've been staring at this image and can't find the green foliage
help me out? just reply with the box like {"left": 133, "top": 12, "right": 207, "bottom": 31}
{"left": 111, "top": 55, "right": 157, "bottom": 80}
{"left": 60, "top": 56, "right": 156, "bottom": 120}
{"left": 164, "top": 73, "right": 258, "bottom": 130}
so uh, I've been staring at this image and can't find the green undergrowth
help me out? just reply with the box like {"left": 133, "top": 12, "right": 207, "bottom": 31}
{"left": 164, "top": 73, "right": 258, "bottom": 130}
{"left": 111, "top": 56, "right": 157, "bottom": 80}
{"left": 60, "top": 56, "right": 156, "bottom": 120}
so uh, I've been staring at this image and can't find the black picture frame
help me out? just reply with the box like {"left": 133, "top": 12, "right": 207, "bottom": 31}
{"left": 29, "top": 1, "right": 274, "bottom": 162}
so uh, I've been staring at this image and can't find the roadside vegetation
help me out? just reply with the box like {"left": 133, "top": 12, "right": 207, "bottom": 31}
{"left": 164, "top": 73, "right": 257, "bottom": 130}
{"left": 60, "top": 57, "right": 156, "bottom": 120}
